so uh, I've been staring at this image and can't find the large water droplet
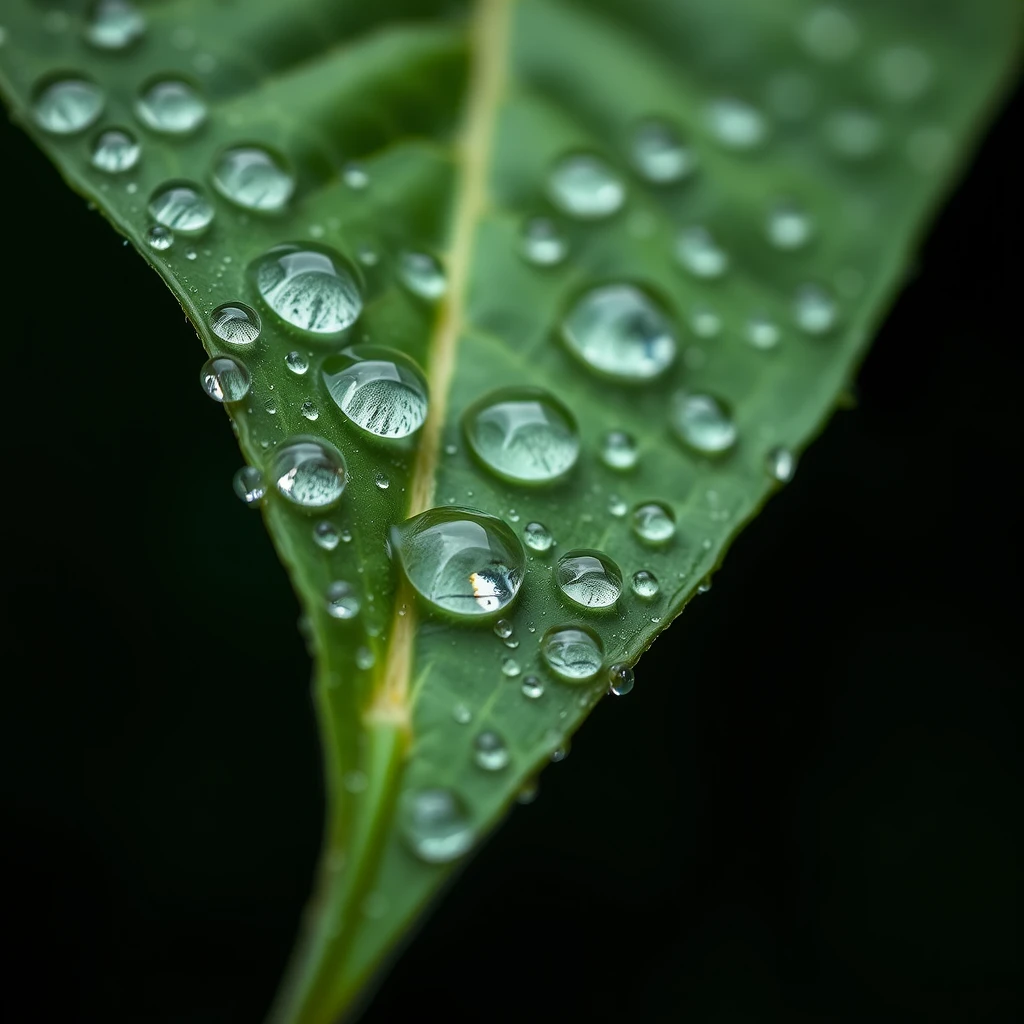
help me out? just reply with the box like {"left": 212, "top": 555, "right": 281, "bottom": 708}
{"left": 671, "top": 392, "right": 737, "bottom": 455}
{"left": 463, "top": 387, "right": 579, "bottom": 486}
{"left": 554, "top": 550, "right": 622, "bottom": 609}
{"left": 675, "top": 226, "right": 729, "bottom": 278}
{"left": 523, "top": 521, "right": 554, "bottom": 554}
{"left": 391, "top": 506, "right": 525, "bottom": 618}
{"left": 707, "top": 98, "right": 767, "bottom": 150}
{"left": 325, "top": 580, "right": 360, "bottom": 620}
{"left": 401, "top": 788, "right": 474, "bottom": 864}
{"left": 520, "top": 217, "right": 568, "bottom": 267}
{"left": 630, "top": 119, "right": 696, "bottom": 184}
{"left": 600, "top": 430, "right": 639, "bottom": 470}
{"left": 210, "top": 302, "right": 261, "bottom": 346}
{"left": 876, "top": 46, "right": 932, "bottom": 103}
{"left": 90, "top": 128, "right": 140, "bottom": 173}
{"left": 825, "top": 109, "right": 883, "bottom": 159}
{"left": 766, "top": 202, "right": 812, "bottom": 250}
{"left": 148, "top": 182, "right": 213, "bottom": 234}
{"left": 271, "top": 437, "right": 348, "bottom": 510}
{"left": 547, "top": 153, "right": 625, "bottom": 219}
{"left": 212, "top": 145, "right": 295, "bottom": 212}
{"left": 398, "top": 251, "right": 446, "bottom": 300}
{"left": 766, "top": 446, "right": 797, "bottom": 482}
{"left": 84, "top": 0, "right": 145, "bottom": 50}
{"left": 200, "top": 356, "right": 250, "bottom": 403}
{"left": 232, "top": 465, "right": 265, "bottom": 507}
{"left": 540, "top": 625, "right": 603, "bottom": 683}
{"left": 562, "top": 284, "right": 676, "bottom": 381}
{"left": 632, "top": 502, "right": 676, "bottom": 545}
{"left": 608, "top": 663, "right": 634, "bottom": 696}
{"left": 250, "top": 243, "right": 362, "bottom": 335}
{"left": 322, "top": 345, "right": 428, "bottom": 439}
{"left": 631, "top": 569, "right": 660, "bottom": 599}
{"left": 794, "top": 283, "right": 838, "bottom": 334}
{"left": 33, "top": 76, "right": 104, "bottom": 134}
{"left": 135, "top": 78, "right": 206, "bottom": 135}
{"left": 799, "top": 5, "right": 860, "bottom": 61}
{"left": 474, "top": 731, "right": 510, "bottom": 771}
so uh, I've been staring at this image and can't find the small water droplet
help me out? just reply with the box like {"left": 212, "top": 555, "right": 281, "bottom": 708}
{"left": 33, "top": 76, "right": 104, "bottom": 134}
{"left": 521, "top": 676, "right": 544, "bottom": 699}
{"left": 876, "top": 46, "right": 932, "bottom": 103}
{"left": 493, "top": 619, "right": 514, "bottom": 640}
{"left": 148, "top": 181, "right": 213, "bottom": 234}
{"left": 554, "top": 550, "right": 622, "bottom": 609}
{"left": 401, "top": 788, "right": 475, "bottom": 864}
{"left": 608, "top": 494, "right": 627, "bottom": 517}
{"left": 547, "top": 153, "right": 625, "bottom": 219}
{"left": 374, "top": 471, "right": 389, "bottom": 490}
{"left": 298, "top": 400, "right": 318, "bottom": 421}
{"left": 501, "top": 656, "right": 521, "bottom": 678}
{"left": 398, "top": 251, "right": 446, "bottom": 300}
{"left": 135, "top": 78, "right": 206, "bottom": 135}
{"left": 631, "top": 569, "right": 660, "bottom": 600}
{"left": 675, "top": 226, "right": 728, "bottom": 278}
{"left": 342, "top": 162, "right": 369, "bottom": 189}
{"left": 520, "top": 216, "right": 568, "bottom": 266}
{"left": 690, "top": 308, "right": 722, "bottom": 339}
{"left": 356, "top": 646, "right": 375, "bottom": 670}
{"left": 766, "top": 446, "right": 797, "bottom": 482}
{"left": 697, "top": 579, "right": 712, "bottom": 594}
{"left": 200, "top": 355, "right": 250, "bottom": 403}
{"left": 607, "top": 663, "right": 634, "bottom": 696}
{"left": 313, "top": 520, "right": 340, "bottom": 551}
{"left": 541, "top": 625, "right": 603, "bottom": 683}
{"left": 707, "top": 98, "right": 767, "bottom": 150}
{"left": 630, "top": 118, "right": 696, "bottom": 183}
{"left": 473, "top": 730, "right": 510, "bottom": 770}
{"left": 550, "top": 745, "right": 569, "bottom": 763}
{"left": 632, "top": 502, "right": 676, "bottom": 545}
{"left": 600, "top": 430, "right": 639, "bottom": 470}
{"left": 671, "top": 392, "right": 737, "bottom": 455}
{"left": 463, "top": 387, "right": 579, "bottom": 485}
{"left": 285, "top": 350, "right": 309, "bottom": 375}
{"left": 562, "top": 284, "right": 677, "bottom": 381}
{"left": 325, "top": 580, "right": 360, "bottom": 619}
{"left": 766, "top": 202, "right": 812, "bottom": 250}
{"left": 213, "top": 145, "right": 295, "bottom": 212}
{"left": 271, "top": 437, "right": 348, "bottom": 510}
{"left": 90, "top": 127, "right": 140, "bottom": 173}
{"left": 799, "top": 5, "right": 860, "bottom": 61}
{"left": 146, "top": 225, "right": 173, "bottom": 251}
{"left": 794, "top": 283, "right": 838, "bottom": 334}
{"left": 232, "top": 465, "right": 265, "bottom": 506}
{"left": 746, "top": 313, "right": 782, "bottom": 350}
{"left": 84, "top": 0, "right": 145, "bottom": 50}
{"left": 523, "top": 521, "right": 554, "bottom": 554}
{"left": 210, "top": 302, "right": 261, "bottom": 346}
{"left": 825, "top": 108, "right": 883, "bottom": 160}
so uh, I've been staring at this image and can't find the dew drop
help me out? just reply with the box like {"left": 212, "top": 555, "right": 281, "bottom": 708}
{"left": 547, "top": 153, "right": 625, "bottom": 219}
{"left": 630, "top": 119, "right": 696, "bottom": 184}
{"left": 148, "top": 182, "right": 213, "bottom": 234}
{"left": 554, "top": 550, "right": 622, "bottom": 609}
{"left": 675, "top": 226, "right": 728, "bottom": 279}
{"left": 631, "top": 569, "right": 660, "bottom": 600}
{"left": 794, "top": 283, "right": 838, "bottom": 335}
{"left": 313, "top": 520, "right": 340, "bottom": 551}
{"left": 608, "top": 494, "right": 627, "bottom": 517}
{"left": 325, "top": 580, "right": 360, "bottom": 620}
{"left": 401, "top": 788, "right": 474, "bottom": 864}
{"left": 501, "top": 656, "right": 521, "bottom": 678}
{"left": 146, "top": 225, "right": 173, "bottom": 251}
{"left": 521, "top": 676, "right": 544, "bottom": 699}
{"left": 200, "top": 355, "right": 250, "bottom": 403}
{"left": 374, "top": 471, "right": 389, "bottom": 490}
{"left": 825, "top": 108, "right": 883, "bottom": 160}
{"left": 249, "top": 243, "right": 362, "bottom": 335}
{"left": 271, "top": 437, "right": 348, "bottom": 510}
{"left": 474, "top": 731, "right": 510, "bottom": 771}
{"left": 135, "top": 78, "right": 206, "bottom": 135}
{"left": 212, "top": 145, "right": 295, "bottom": 212}
{"left": 690, "top": 308, "right": 722, "bottom": 339}
{"left": 632, "top": 502, "right": 676, "bottom": 545}
{"left": 520, "top": 216, "right": 568, "bottom": 267}
{"left": 600, "top": 430, "right": 639, "bottom": 470}
{"left": 766, "top": 202, "right": 812, "bottom": 250}
{"left": 210, "top": 302, "right": 261, "bottom": 346}
{"left": 707, "top": 98, "right": 767, "bottom": 150}
{"left": 799, "top": 5, "right": 860, "bottom": 61}
{"left": 33, "top": 76, "right": 104, "bottom": 134}
{"left": 541, "top": 625, "right": 603, "bottom": 683}
{"left": 232, "top": 465, "right": 265, "bottom": 506}
{"left": 342, "top": 162, "right": 368, "bottom": 189}
{"left": 671, "top": 392, "right": 737, "bottom": 455}
{"left": 876, "top": 46, "right": 933, "bottom": 103}
{"left": 90, "top": 128, "right": 140, "bottom": 173}
{"left": 608, "top": 663, "right": 634, "bottom": 696}
{"left": 463, "top": 387, "right": 579, "bottom": 486}
{"left": 398, "top": 251, "right": 446, "bottom": 300}
{"left": 523, "top": 521, "right": 554, "bottom": 554}
{"left": 285, "top": 351, "right": 309, "bottom": 375}
{"left": 391, "top": 506, "right": 525, "bottom": 618}
{"left": 746, "top": 314, "right": 781, "bottom": 350}
{"left": 766, "top": 446, "right": 797, "bottom": 482}
{"left": 301, "top": 400, "right": 319, "bottom": 422}
{"left": 562, "top": 284, "right": 677, "bottom": 381}
{"left": 452, "top": 703, "right": 472, "bottom": 725}
{"left": 84, "top": 0, "right": 145, "bottom": 50}
{"left": 493, "top": 619, "right": 514, "bottom": 640}
{"left": 322, "top": 345, "right": 428, "bottom": 439}
{"left": 356, "top": 646, "right": 375, "bottom": 670}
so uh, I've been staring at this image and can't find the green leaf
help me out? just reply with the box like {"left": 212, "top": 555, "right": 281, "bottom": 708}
{"left": 0, "top": 0, "right": 1018, "bottom": 1020}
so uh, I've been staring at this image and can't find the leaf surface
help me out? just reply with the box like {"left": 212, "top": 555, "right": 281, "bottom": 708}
{"left": 0, "top": 1, "right": 1018, "bottom": 1020}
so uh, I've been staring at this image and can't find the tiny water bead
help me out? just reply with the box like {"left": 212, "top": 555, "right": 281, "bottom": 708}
{"left": 690, "top": 308, "right": 722, "bottom": 339}
{"left": 554, "top": 550, "right": 623, "bottom": 609}
{"left": 707, "top": 98, "right": 768, "bottom": 150}
{"left": 600, "top": 430, "right": 639, "bottom": 470}
{"left": 146, "top": 225, "right": 173, "bottom": 250}
{"left": 632, "top": 502, "right": 676, "bottom": 545}
{"left": 474, "top": 731, "right": 510, "bottom": 771}
{"left": 794, "top": 283, "right": 838, "bottom": 334}
{"left": 630, "top": 119, "right": 696, "bottom": 184}
{"left": 84, "top": 0, "right": 145, "bottom": 50}
{"left": 232, "top": 466, "right": 265, "bottom": 507}
{"left": 271, "top": 437, "right": 348, "bottom": 510}
{"left": 746, "top": 314, "right": 781, "bottom": 351}
{"left": 799, "top": 4, "right": 861, "bottom": 61}
{"left": 325, "top": 581, "right": 360, "bottom": 620}
{"left": 876, "top": 46, "right": 933, "bottom": 103}
{"left": 401, "top": 788, "right": 475, "bottom": 865}
{"left": 523, "top": 521, "right": 554, "bottom": 554}
{"left": 608, "top": 494, "right": 627, "bottom": 517}
{"left": 391, "top": 506, "right": 525, "bottom": 618}
{"left": 493, "top": 619, "right": 514, "bottom": 640}
{"left": 322, "top": 345, "right": 428, "bottom": 439}
{"left": 200, "top": 356, "right": 250, "bottom": 403}
{"left": 285, "top": 351, "right": 309, "bottom": 375}
{"left": 135, "top": 78, "right": 206, "bottom": 135}
{"left": 398, "top": 251, "right": 447, "bottom": 300}
{"left": 301, "top": 400, "right": 320, "bottom": 422}
{"left": 356, "top": 647, "right": 376, "bottom": 670}
{"left": 766, "top": 203, "right": 813, "bottom": 250}
{"left": 540, "top": 625, "right": 604, "bottom": 683}
{"left": 373, "top": 471, "right": 389, "bottom": 490}
{"left": 212, "top": 145, "right": 294, "bottom": 212}
{"left": 90, "top": 128, "right": 140, "bottom": 173}
{"left": 501, "top": 656, "right": 521, "bottom": 678}
{"left": 463, "top": 387, "right": 579, "bottom": 486}
{"left": 547, "top": 153, "right": 625, "bottom": 219}
{"left": 521, "top": 676, "right": 544, "bottom": 699}
{"left": 766, "top": 446, "right": 797, "bottom": 482}
{"left": 452, "top": 703, "right": 472, "bottom": 725}
{"left": 33, "top": 76, "right": 104, "bottom": 134}
{"left": 825, "top": 108, "right": 883, "bottom": 159}
{"left": 250, "top": 243, "right": 362, "bottom": 335}
{"left": 562, "top": 284, "right": 677, "bottom": 381}
{"left": 671, "top": 392, "right": 737, "bottom": 455}
{"left": 675, "top": 226, "right": 729, "bottom": 279}
{"left": 210, "top": 302, "right": 261, "bottom": 346}
{"left": 608, "top": 663, "right": 635, "bottom": 696}
{"left": 342, "top": 162, "right": 369, "bottom": 189}
{"left": 148, "top": 182, "right": 213, "bottom": 234}
{"left": 313, "top": 520, "right": 340, "bottom": 551}
{"left": 520, "top": 217, "right": 568, "bottom": 267}
{"left": 631, "top": 569, "right": 660, "bottom": 599}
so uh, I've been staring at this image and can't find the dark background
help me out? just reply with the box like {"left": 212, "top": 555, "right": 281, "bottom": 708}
{"left": 1, "top": 83, "right": 1019, "bottom": 1022}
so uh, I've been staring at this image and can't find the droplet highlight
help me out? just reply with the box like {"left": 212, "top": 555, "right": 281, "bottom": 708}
{"left": 630, "top": 119, "right": 696, "bottom": 184}
{"left": 520, "top": 217, "right": 568, "bottom": 267}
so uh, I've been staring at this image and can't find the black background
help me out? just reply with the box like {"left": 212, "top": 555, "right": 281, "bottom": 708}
{"left": 1, "top": 83, "right": 1019, "bottom": 1023}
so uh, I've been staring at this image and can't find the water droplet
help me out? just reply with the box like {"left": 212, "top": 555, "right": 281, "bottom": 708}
{"left": 766, "top": 446, "right": 797, "bottom": 482}
{"left": 632, "top": 502, "right": 676, "bottom": 545}
{"left": 285, "top": 351, "right": 309, "bottom": 375}
{"left": 342, "top": 162, "right": 368, "bottom": 189}
{"left": 562, "top": 284, "right": 676, "bottom": 381}
{"left": 675, "top": 226, "right": 728, "bottom": 278}
{"left": 148, "top": 182, "right": 213, "bottom": 234}
{"left": 541, "top": 625, "right": 603, "bottom": 683}
{"left": 671, "top": 392, "right": 737, "bottom": 455}
{"left": 766, "top": 202, "right": 812, "bottom": 250}
{"left": 501, "top": 656, "right": 521, "bottom": 678}
{"left": 401, "top": 788, "right": 474, "bottom": 864}
{"left": 707, "top": 98, "right": 767, "bottom": 150}
{"left": 600, "top": 430, "right": 638, "bottom": 470}
{"left": 493, "top": 619, "right": 514, "bottom": 640}
{"left": 453, "top": 702, "right": 472, "bottom": 724}
{"left": 547, "top": 153, "right": 625, "bottom": 219}
{"left": 356, "top": 646, "right": 375, "bottom": 670}
{"left": 523, "top": 521, "right": 554, "bottom": 554}
{"left": 799, "top": 5, "right": 860, "bottom": 61}
{"left": 313, "top": 521, "right": 339, "bottom": 550}
{"left": 200, "top": 355, "right": 250, "bottom": 403}
{"left": 690, "top": 308, "right": 721, "bottom": 339}
{"left": 398, "top": 251, "right": 446, "bottom": 300}
{"left": 135, "top": 78, "right": 206, "bottom": 135}
{"left": 210, "top": 302, "right": 261, "bottom": 346}
{"left": 608, "top": 663, "right": 634, "bottom": 696}
{"left": 794, "top": 283, "right": 838, "bottom": 334}
{"left": 554, "top": 550, "right": 622, "bottom": 609}
{"left": 520, "top": 216, "right": 568, "bottom": 266}
{"left": 374, "top": 471, "right": 389, "bottom": 490}
{"left": 631, "top": 569, "right": 660, "bottom": 600}
{"left": 33, "top": 76, "right": 104, "bottom": 134}
{"left": 249, "top": 243, "right": 362, "bottom": 335}
{"left": 746, "top": 314, "right": 781, "bottom": 351}
{"left": 90, "top": 128, "right": 140, "bottom": 173}
{"left": 271, "top": 437, "right": 348, "bottom": 510}
{"left": 876, "top": 46, "right": 932, "bottom": 103}
{"left": 212, "top": 145, "right": 295, "bottom": 212}
{"left": 322, "top": 345, "right": 428, "bottom": 439}
{"left": 146, "top": 225, "right": 173, "bottom": 251}
{"left": 522, "top": 675, "right": 545, "bottom": 699}
{"left": 463, "top": 387, "right": 579, "bottom": 486}
{"left": 630, "top": 118, "right": 695, "bottom": 183}
{"left": 825, "top": 109, "right": 883, "bottom": 160}
{"left": 697, "top": 578, "right": 712, "bottom": 594}
{"left": 391, "top": 506, "right": 525, "bottom": 618}
{"left": 608, "top": 494, "right": 627, "bottom": 517}
{"left": 84, "top": 0, "right": 144, "bottom": 50}
{"left": 550, "top": 745, "right": 569, "bottom": 763}
{"left": 301, "top": 400, "right": 319, "bottom": 421}
{"left": 325, "top": 581, "right": 360, "bottom": 620}
{"left": 232, "top": 465, "right": 265, "bottom": 506}
{"left": 473, "top": 731, "right": 510, "bottom": 771}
